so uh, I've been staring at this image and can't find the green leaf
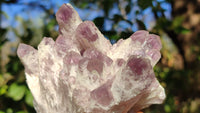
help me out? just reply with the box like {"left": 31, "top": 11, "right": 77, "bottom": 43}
{"left": 113, "top": 14, "right": 124, "bottom": 23}
{"left": 102, "top": 0, "right": 114, "bottom": 16}
{"left": 0, "top": 85, "right": 8, "bottom": 96}
{"left": 73, "top": 1, "right": 89, "bottom": 9}
{"left": 120, "top": 31, "right": 133, "bottom": 39}
{"left": 174, "top": 26, "right": 191, "bottom": 34}
{"left": 198, "top": 56, "right": 200, "bottom": 61}
{"left": 93, "top": 17, "right": 104, "bottom": 30}
{"left": 47, "top": 19, "right": 56, "bottom": 30}
{"left": 0, "top": 74, "right": 4, "bottom": 87}
{"left": 164, "top": 104, "right": 171, "bottom": 113}
{"left": 172, "top": 16, "right": 184, "bottom": 28}
{"left": 79, "top": 2, "right": 88, "bottom": 9}
{"left": 138, "top": 0, "right": 152, "bottom": 9}
{"left": 6, "top": 108, "right": 13, "bottom": 113}
{"left": 180, "top": 27, "right": 190, "bottom": 34}
{"left": 25, "top": 90, "right": 34, "bottom": 107}
{"left": 125, "top": 4, "right": 131, "bottom": 14}
{"left": 136, "top": 19, "right": 146, "bottom": 30}
{"left": 110, "top": 35, "right": 119, "bottom": 40}
{"left": 0, "top": 111, "right": 5, "bottom": 113}
{"left": 7, "top": 83, "right": 26, "bottom": 101}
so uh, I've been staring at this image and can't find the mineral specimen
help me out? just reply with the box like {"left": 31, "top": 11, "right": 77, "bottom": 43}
{"left": 17, "top": 3, "right": 165, "bottom": 113}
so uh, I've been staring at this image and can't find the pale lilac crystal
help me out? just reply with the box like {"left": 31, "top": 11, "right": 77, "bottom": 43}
{"left": 17, "top": 3, "right": 165, "bottom": 113}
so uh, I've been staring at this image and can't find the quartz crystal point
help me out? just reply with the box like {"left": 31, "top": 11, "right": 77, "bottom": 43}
{"left": 17, "top": 3, "right": 165, "bottom": 113}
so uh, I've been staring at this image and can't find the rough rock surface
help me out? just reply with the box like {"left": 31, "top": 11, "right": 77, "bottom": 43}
{"left": 17, "top": 3, "right": 165, "bottom": 113}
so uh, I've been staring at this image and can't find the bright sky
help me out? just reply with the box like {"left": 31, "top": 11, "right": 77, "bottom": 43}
{"left": 1, "top": 0, "right": 171, "bottom": 41}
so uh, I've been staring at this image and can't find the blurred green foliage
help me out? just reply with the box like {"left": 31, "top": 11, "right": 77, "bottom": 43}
{"left": 0, "top": 0, "right": 200, "bottom": 113}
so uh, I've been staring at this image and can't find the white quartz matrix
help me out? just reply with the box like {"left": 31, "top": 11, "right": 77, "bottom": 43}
{"left": 17, "top": 3, "right": 165, "bottom": 113}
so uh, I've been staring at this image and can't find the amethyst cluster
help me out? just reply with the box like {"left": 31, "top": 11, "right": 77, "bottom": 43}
{"left": 17, "top": 3, "right": 165, "bottom": 113}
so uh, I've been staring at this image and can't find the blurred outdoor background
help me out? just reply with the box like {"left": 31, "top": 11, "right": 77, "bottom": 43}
{"left": 0, "top": 0, "right": 200, "bottom": 113}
